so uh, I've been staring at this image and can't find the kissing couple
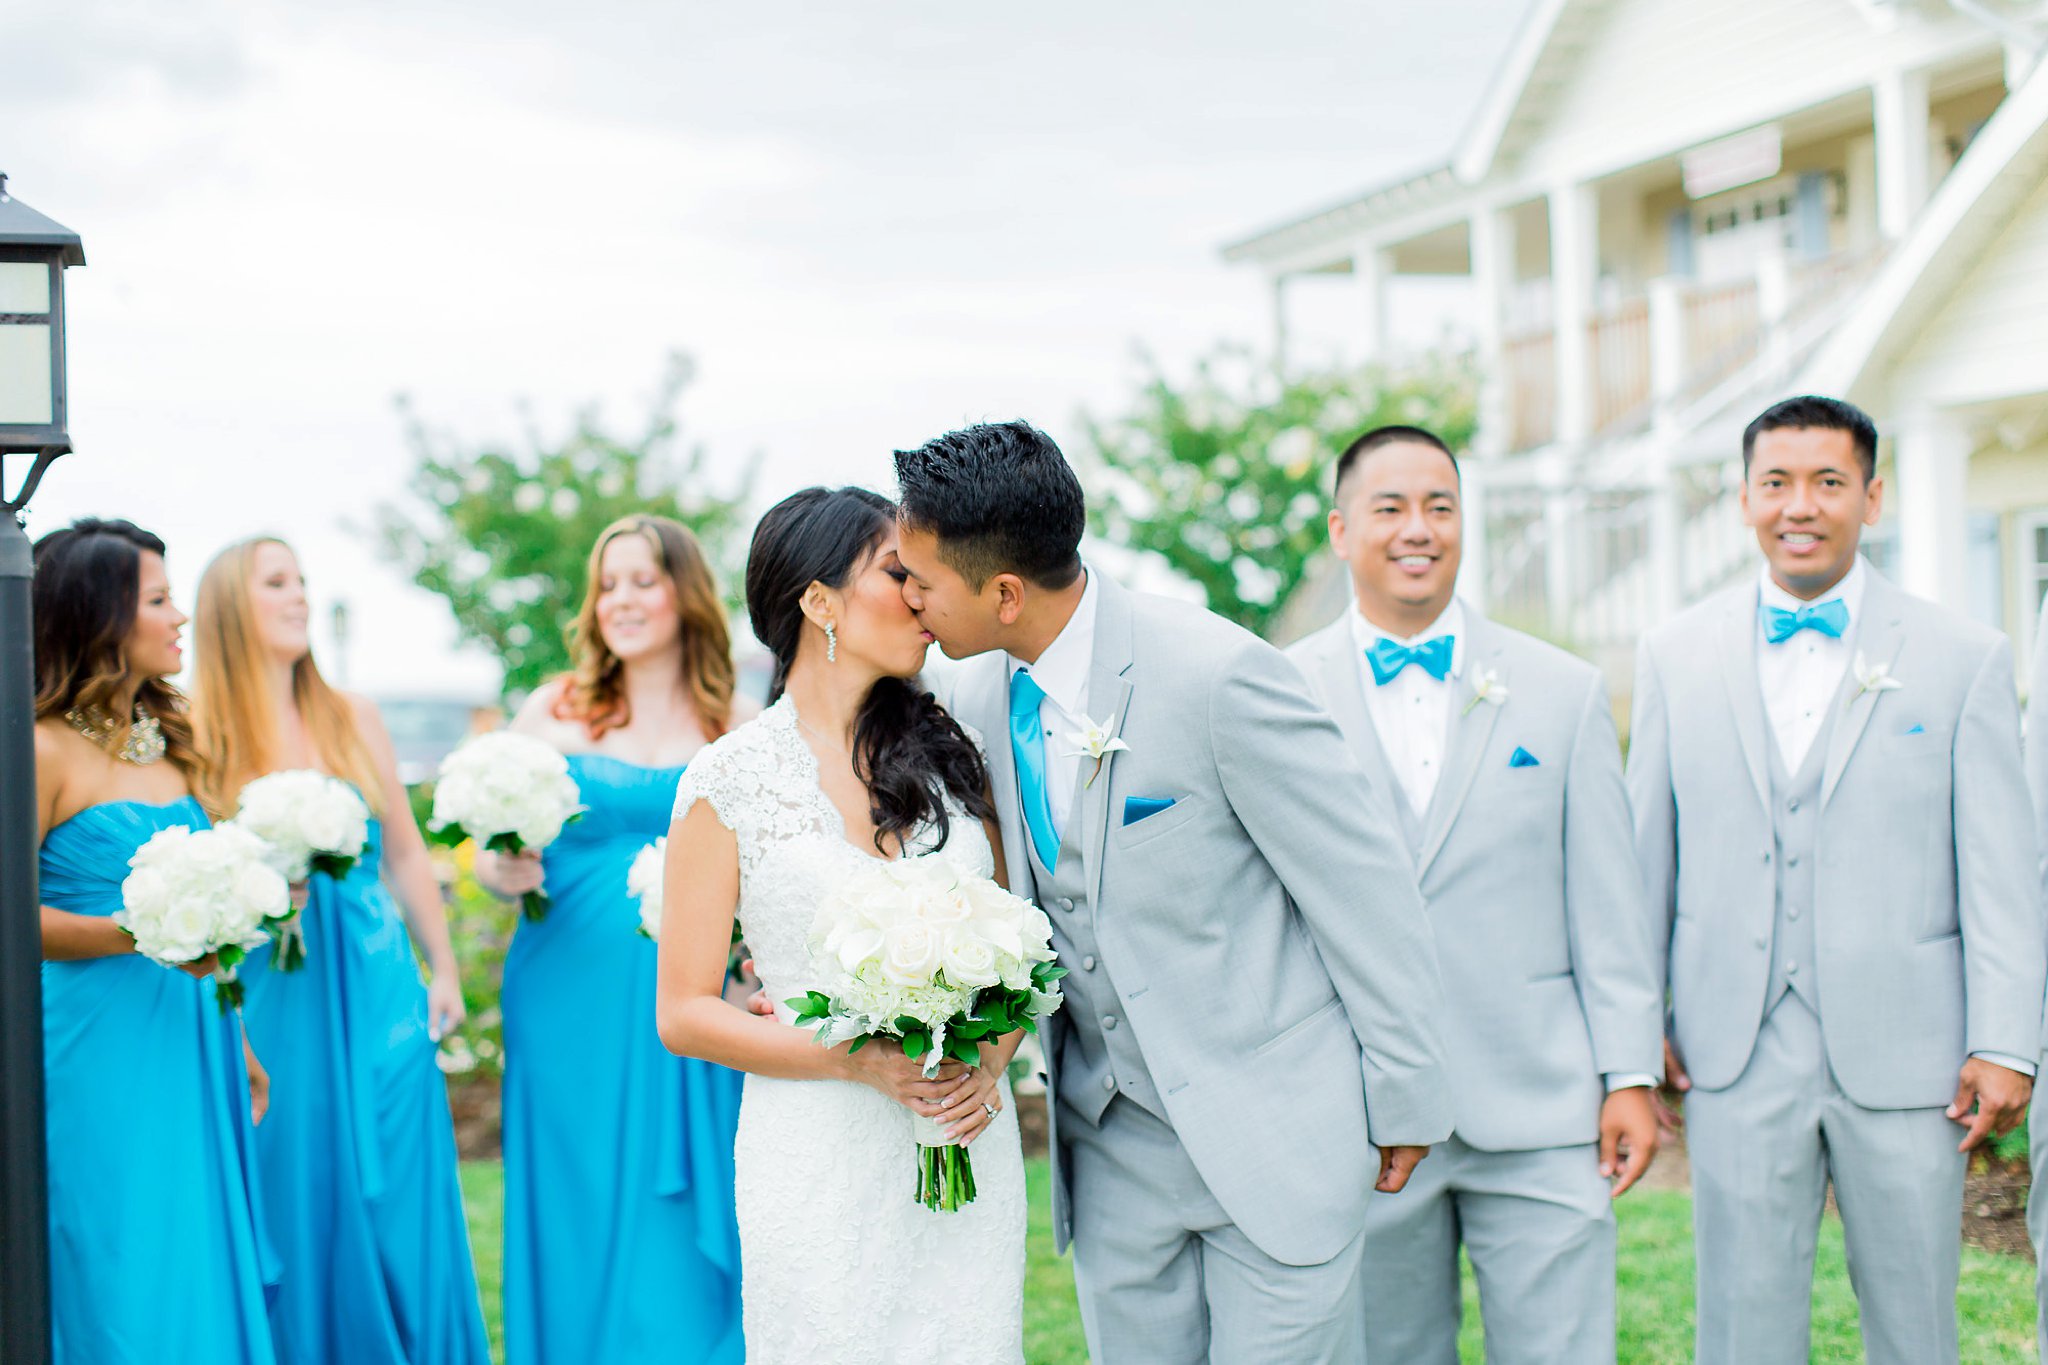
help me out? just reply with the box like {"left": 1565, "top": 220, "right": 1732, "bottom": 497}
{"left": 654, "top": 419, "right": 1452, "bottom": 1363}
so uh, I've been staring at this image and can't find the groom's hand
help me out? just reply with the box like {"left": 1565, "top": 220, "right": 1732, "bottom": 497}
{"left": 1374, "top": 1145, "right": 1428, "bottom": 1194}
{"left": 1599, "top": 1087, "right": 1659, "bottom": 1197}
{"left": 1948, "top": 1057, "right": 2033, "bottom": 1152}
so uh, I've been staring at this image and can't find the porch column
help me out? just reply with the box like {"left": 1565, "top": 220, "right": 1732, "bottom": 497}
{"left": 1470, "top": 206, "right": 1515, "bottom": 456}
{"left": 1272, "top": 274, "right": 1291, "bottom": 378}
{"left": 1548, "top": 182, "right": 1597, "bottom": 445}
{"left": 1893, "top": 405, "right": 1970, "bottom": 608}
{"left": 1458, "top": 458, "right": 1491, "bottom": 613}
{"left": 1352, "top": 244, "right": 1391, "bottom": 364}
{"left": 1873, "top": 65, "right": 1932, "bottom": 240}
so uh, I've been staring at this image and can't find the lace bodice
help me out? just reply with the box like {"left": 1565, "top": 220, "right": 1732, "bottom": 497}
{"left": 672, "top": 697, "right": 996, "bottom": 1021}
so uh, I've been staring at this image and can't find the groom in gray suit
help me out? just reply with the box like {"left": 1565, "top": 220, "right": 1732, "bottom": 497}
{"left": 1629, "top": 395, "right": 2044, "bottom": 1365}
{"left": 892, "top": 420, "right": 1454, "bottom": 1363}
{"left": 1286, "top": 425, "right": 1663, "bottom": 1364}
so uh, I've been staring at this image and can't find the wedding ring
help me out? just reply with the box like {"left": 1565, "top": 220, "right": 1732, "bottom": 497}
{"left": 983, "top": 1102, "right": 999, "bottom": 1118}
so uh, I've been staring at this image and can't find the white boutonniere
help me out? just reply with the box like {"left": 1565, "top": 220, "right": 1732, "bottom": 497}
{"left": 1062, "top": 716, "right": 1130, "bottom": 789}
{"left": 1463, "top": 668, "right": 1509, "bottom": 717}
{"left": 1847, "top": 651, "right": 1904, "bottom": 710}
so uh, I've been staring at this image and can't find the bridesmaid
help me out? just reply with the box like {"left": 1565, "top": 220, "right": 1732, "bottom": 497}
{"left": 31, "top": 517, "right": 279, "bottom": 1364}
{"left": 189, "top": 536, "right": 489, "bottom": 1365}
{"left": 477, "top": 514, "right": 748, "bottom": 1365}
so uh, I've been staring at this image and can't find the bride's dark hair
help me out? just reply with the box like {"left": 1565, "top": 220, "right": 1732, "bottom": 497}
{"left": 746, "top": 486, "right": 994, "bottom": 854}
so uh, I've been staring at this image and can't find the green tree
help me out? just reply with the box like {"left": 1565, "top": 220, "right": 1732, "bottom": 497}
{"left": 374, "top": 355, "right": 756, "bottom": 699}
{"left": 1080, "top": 347, "right": 1478, "bottom": 636}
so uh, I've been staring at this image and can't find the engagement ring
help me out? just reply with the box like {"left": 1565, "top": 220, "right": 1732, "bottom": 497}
{"left": 983, "top": 1102, "right": 999, "bottom": 1118}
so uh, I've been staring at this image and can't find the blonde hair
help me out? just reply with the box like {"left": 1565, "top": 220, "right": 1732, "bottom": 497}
{"left": 189, "top": 536, "right": 384, "bottom": 818}
{"left": 552, "top": 515, "right": 735, "bottom": 740}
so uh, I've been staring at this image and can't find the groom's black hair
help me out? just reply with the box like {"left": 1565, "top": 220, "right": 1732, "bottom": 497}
{"left": 893, "top": 421, "right": 1085, "bottom": 590}
{"left": 1741, "top": 395, "right": 1878, "bottom": 482}
{"left": 1333, "top": 425, "right": 1459, "bottom": 502}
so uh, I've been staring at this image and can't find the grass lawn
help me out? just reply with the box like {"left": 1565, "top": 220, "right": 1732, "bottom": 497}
{"left": 459, "top": 1160, "right": 2037, "bottom": 1363}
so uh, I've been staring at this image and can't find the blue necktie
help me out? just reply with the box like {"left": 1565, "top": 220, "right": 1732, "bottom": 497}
{"left": 1760, "top": 598, "right": 1849, "bottom": 645}
{"left": 1366, "top": 634, "right": 1455, "bottom": 686}
{"left": 1008, "top": 670, "right": 1060, "bottom": 872}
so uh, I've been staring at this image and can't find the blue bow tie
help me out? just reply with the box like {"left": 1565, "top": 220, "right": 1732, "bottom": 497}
{"left": 1760, "top": 598, "right": 1849, "bottom": 645}
{"left": 1366, "top": 634, "right": 1454, "bottom": 685}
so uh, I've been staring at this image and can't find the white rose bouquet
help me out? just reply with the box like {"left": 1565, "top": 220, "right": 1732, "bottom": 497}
{"left": 789, "top": 856, "right": 1065, "bottom": 1212}
{"left": 115, "top": 823, "right": 295, "bottom": 1014}
{"left": 230, "top": 770, "right": 372, "bottom": 971}
{"left": 628, "top": 838, "right": 665, "bottom": 940}
{"left": 429, "top": 732, "right": 583, "bottom": 921}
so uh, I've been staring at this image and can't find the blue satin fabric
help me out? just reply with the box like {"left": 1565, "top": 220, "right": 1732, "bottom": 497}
{"left": 39, "top": 798, "right": 281, "bottom": 1364}
{"left": 500, "top": 754, "right": 743, "bottom": 1364}
{"left": 240, "top": 816, "right": 489, "bottom": 1364}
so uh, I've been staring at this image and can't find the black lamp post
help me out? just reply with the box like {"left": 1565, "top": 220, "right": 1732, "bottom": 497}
{"left": 0, "top": 170, "right": 84, "bottom": 1365}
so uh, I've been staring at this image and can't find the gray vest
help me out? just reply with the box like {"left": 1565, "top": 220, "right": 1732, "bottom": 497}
{"left": 1763, "top": 694, "right": 1837, "bottom": 1015}
{"left": 1025, "top": 773, "right": 1165, "bottom": 1127}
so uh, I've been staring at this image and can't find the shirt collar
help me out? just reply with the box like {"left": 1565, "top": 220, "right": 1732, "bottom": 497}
{"left": 1757, "top": 556, "right": 1866, "bottom": 631}
{"left": 1349, "top": 598, "right": 1466, "bottom": 681}
{"left": 1006, "top": 567, "right": 1098, "bottom": 716}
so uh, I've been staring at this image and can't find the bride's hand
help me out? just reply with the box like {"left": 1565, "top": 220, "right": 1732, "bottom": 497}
{"left": 929, "top": 1065, "right": 1003, "bottom": 1145}
{"left": 840, "top": 1039, "right": 965, "bottom": 1112}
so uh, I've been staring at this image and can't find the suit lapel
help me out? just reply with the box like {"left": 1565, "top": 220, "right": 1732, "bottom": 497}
{"left": 1416, "top": 616, "right": 1506, "bottom": 876}
{"left": 1313, "top": 624, "right": 1403, "bottom": 808}
{"left": 1079, "top": 575, "right": 1137, "bottom": 913}
{"left": 1717, "top": 587, "right": 1772, "bottom": 816}
{"left": 1822, "top": 572, "right": 1908, "bottom": 806}
{"left": 964, "top": 656, "right": 1031, "bottom": 893}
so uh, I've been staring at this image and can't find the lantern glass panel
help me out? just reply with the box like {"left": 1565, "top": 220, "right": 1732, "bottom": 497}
{"left": 0, "top": 262, "right": 50, "bottom": 314}
{"left": 0, "top": 324, "right": 53, "bottom": 424}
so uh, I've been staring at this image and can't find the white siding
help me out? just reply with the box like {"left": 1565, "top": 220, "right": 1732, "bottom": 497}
{"left": 1512, "top": 0, "right": 1989, "bottom": 184}
{"left": 1887, "top": 171, "right": 2048, "bottom": 407}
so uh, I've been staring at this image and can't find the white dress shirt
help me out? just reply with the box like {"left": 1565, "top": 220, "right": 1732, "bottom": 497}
{"left": 1756, "top": 559, "right": 1865, "bottom": 772}
{"left": 1351, "top": 601, "right": 1462, "bottom": 817}
{"left": 1005, "top": 568, "right": 1100, "bottom": 839}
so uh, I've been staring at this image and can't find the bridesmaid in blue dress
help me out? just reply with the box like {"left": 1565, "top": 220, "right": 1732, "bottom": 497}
{"left": 188, "top": 536, "right": 488, "bottom": 1365}
{"left": 478, "top": 515, "right": 748, "bottom": 1364}
{"left": 31, "top": 518, "right": 279, "bottom": 1364}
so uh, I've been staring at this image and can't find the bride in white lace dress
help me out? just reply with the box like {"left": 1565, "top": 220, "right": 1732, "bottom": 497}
{"left": 655, "top": 488, "right": 1027, "bottom": 1365}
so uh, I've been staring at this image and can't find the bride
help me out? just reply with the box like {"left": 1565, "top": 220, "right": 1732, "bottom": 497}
{"left": 654, "top": 486, "right": 1028, "bottom": 1364}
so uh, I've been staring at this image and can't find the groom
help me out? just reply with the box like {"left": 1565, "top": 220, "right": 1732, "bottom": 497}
{"left": 893, "top": 420, "right": 1454, "bottom": 1362}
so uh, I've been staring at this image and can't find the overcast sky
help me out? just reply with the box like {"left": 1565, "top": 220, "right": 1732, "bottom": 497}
{"left": 3, "top": 0, "right": 1526, "bottom": 693}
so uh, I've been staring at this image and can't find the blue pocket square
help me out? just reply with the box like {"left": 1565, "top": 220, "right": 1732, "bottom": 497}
{"left": 1509, "top": 747, "right": 1540, "bottom": 768}
{"left": 1123, "top": 796, "right": 1175, "bottom": 826}
{"left": 1905, "top": 723, "right": 1925, "bottom": 735}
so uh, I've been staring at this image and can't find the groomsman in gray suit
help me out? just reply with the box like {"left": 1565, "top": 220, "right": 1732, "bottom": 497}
{"left": 1629, "top": 395, "right": 2044, "bottom": 1365}
{"left": 1286, "top": 425, "right": 1664, "bottom": 1364}
{"left": 2022, "top": 598, "right": 2048, "bottom": 1362}
{"left": 892, "top": 420, "right": 1455, "bottom": 1363}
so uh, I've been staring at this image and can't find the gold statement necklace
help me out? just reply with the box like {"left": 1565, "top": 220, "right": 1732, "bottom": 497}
{"left": 64, "top": 703, "right": 167, "bottom": 766}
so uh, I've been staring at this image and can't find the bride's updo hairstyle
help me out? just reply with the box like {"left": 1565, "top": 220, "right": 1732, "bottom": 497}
{"left": 746, "top": 486, "right": 994, "bottom": 854}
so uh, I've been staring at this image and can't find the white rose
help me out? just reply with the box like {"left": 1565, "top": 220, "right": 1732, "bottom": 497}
{"left": 939, "top": 929, "right": 1000, "bottom": 989}
{"left": 879, "top": 921, "right": 943, "bottom": 987}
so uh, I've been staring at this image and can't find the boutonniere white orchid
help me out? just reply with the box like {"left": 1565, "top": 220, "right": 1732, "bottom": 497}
{"left": 1062, "top": 715, "right": 1130, "bottom": 788}
{"left": 1847, "top": 652, "right": 1904, "bottom": 710}
{"left": 1463, "top": 668, "right": 1509, "bottom": 717}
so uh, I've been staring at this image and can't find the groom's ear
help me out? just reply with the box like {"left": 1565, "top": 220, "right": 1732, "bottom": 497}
{"left": 991, "top": 572, "right": 1028, "bottom": 626}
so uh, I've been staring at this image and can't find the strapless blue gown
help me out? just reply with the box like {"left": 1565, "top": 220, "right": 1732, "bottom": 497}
{"left": 240, "top": 816, "right": 489, "bottom": 1364}
{"left": 40, "top": 798, "right": 280, "bottom": 1364}
{"left": 500, "top": 755, "right": 744, "bottom": 1364}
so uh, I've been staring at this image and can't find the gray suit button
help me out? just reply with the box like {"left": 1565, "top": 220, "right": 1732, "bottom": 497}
{"left": 1788, "top": 798, "right": 1801, "bottom": 813}
{"left": 1788, "top": 906, "right": 1801, "bottom": 920}
{"left": 1101, "top": 1074, "right": 1116, "bottom": 1093}
{"left": 1786, "top": 960, "right": 1799, "bottom": 974}
{"left": 1762, "top": 850, "right": 1771, "bottom": 863}
{"left": 1787, "top": 856, "right": 1800, "bottom": 869}
{"left": 1754, "top": 937, "right": 1768, "bottom": 950}
{"left": 1102, "top": 1015, "right": 1118, "bottom": 1031}
{"left": 1058, "top": 897, "right": 1075, "bottom": 912}
{"left": 1081, "top": 955, "right": 1097, "bottom": 971}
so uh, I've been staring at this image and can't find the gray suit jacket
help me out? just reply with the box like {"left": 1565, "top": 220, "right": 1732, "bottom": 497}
{"left": 951, "top": 572, "right": 1453, "bottom": 1266}
{"left": 1628, "top": 567, "right": 2045, "bottom": 1106}
{"left": 1288, "top": 608, "right": 1662, "bottom": 1151}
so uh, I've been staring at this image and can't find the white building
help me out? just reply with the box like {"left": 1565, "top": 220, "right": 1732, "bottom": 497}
{"left": 1230, "top": 0, "right": 2048, "bottom": 688}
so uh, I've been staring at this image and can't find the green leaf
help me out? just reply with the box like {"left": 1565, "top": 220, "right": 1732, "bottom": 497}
{"left": 900, "top": 1032, "right": 931, "bottom": 1060}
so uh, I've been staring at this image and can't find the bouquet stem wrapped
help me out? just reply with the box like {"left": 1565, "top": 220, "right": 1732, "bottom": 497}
{"left": 789, "top": 857, "right": 1065, "bottom": 1213}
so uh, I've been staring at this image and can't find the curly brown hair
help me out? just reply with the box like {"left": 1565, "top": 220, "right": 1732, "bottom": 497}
{"left": 32, "top": 518, "right": 200, "bottom": 778}
{"left": 552, "top": 515, "right": 735, "bottom": 740}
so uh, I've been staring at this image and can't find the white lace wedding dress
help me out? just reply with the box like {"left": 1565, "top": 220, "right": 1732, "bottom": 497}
{"left": 671, "top": 697, "right": 1027, "bottom": 1365}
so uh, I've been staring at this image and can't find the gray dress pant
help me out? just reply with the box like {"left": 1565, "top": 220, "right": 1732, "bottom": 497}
{"left": 1686, "top": 993, "right": 1965, "bottom": 1365}
{"left": 1061, "top": 1095, "right": 1368, "bottom": 1364}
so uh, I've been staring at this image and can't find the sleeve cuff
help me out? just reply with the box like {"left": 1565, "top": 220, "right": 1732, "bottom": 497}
{"left": 1970, "top": 1050, "right": 2038, "bottom": 1078}
{"left": 1603, "top": 1072, "right": 1659, "bottom": 1093}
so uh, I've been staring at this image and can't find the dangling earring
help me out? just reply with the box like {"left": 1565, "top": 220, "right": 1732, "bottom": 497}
{"left": 824, "top": 621, "right": 838, "bottom": 663}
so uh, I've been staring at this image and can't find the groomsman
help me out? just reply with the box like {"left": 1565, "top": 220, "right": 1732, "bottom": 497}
{"left": 1629, "top": 395, "right": 2044, "bottom": 1365}
{"left": 1286, "top": 425, "right": 1663, "bottom": 1364}
{"left": 2023, "top": 599, "right": 2048, "bottom": 1362}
